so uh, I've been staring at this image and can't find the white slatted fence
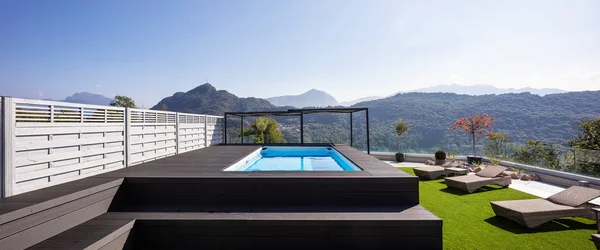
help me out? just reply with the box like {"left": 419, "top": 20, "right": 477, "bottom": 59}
{"left": 1, "top": 97, "right": 223, "bottom": 197}
{"left": 128, "top": 109, "right": 177, "bottom": 166}
{"left": 206, "top": 115, "right": 224, "bottom": 146}
{"left": 6, "top": 98, "right": 127, "bottom": 196}
{"left": 178, "top": 113, "right": 207, "bottom": 153}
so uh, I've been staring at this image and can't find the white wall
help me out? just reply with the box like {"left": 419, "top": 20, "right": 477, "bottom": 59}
{"left": 1, "top": 97, "right": 223, "bottom": 197}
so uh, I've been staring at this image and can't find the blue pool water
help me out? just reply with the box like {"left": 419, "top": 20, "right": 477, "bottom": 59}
{"left": 223, "top": 146, "right": 362, "bottom": 171}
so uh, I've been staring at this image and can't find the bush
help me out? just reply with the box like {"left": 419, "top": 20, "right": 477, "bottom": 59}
{"left": 435, "top": 150, "right": 447, "bottom": 160}
{"left": 488, "top": 158, "right": 502, "bottom": 166}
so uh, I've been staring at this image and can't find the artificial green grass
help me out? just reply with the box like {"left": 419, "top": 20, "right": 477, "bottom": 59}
{"left": 399, "top": 167, "right": 597, "bottom": 250}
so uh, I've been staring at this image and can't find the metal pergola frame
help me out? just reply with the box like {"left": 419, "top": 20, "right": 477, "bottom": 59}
{"left": 224, "top": 108, "right": 370, "bottom": 154}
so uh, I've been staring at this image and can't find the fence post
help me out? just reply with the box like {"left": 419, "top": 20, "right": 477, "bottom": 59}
{"left": 125, "top": 108, "right": 131, "bottom": 167}
{"left": 204, "top": 115, "right": 208, "bottom": 147}
{"left": 0, "top": 97, "right": 3, "bottom": 198}
{"left": 175, "top": 112, "right": 180, "bottom": 155}
{"left": 2, "top": 97, "right": 15, "bottom": 197}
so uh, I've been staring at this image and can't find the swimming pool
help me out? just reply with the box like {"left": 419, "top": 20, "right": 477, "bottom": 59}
{"left": 223, "top": 146, "right": 362, "bottom": 171}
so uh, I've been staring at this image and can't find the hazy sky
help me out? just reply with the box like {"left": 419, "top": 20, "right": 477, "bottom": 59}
{"left": 1, "top": 0, "right": 599, "bottom": 107}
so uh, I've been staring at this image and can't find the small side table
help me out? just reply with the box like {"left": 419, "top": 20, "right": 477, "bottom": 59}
{"left": 446, "top": 167, "right": 469, "bottom": 176}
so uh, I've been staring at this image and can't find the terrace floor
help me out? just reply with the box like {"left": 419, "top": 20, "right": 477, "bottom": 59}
{"left": 399, "top": 167, "right": 597, "bottom": 250}
{"left": 0, "top": 145, "right": 441, "bottom": 249}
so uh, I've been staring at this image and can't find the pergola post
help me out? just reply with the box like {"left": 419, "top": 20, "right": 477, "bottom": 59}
{"left": 224, "top": 113, "right": 228, "bottom": 144}
{"left": 366, "top": 109, "right": 370, "bottom": 154}
{"left": 350, "top": 112, "right": 353, "bottom": 148}
{"left": 240, "top": 116, "right": 244, "bottom": 144}
{"left": 300, "top": 113, "right": 304, "bottom": 144}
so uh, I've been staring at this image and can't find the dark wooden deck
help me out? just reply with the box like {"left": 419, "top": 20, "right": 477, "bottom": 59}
{"left": 0, "top": 144, "right": 442, "bottom": 249}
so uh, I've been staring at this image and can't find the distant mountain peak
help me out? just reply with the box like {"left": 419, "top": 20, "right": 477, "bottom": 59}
{"left": 266, "top": 89, "right": 338, "bottom": 108}
{"left": 151, "top": 83, "right": 281, "bottom": 115}
{"left": 189, "top": 83, "right": 217, "bottom": 94}
{"left": 63, "top": 92, "right": 113, "bottom": 106}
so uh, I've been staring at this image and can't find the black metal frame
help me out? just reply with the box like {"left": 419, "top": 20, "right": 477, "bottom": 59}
{"left": 224, "top": 108, "right": 370, "bottom": 154}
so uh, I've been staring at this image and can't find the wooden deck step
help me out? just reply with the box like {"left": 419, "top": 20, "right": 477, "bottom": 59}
{"left": 28, "top": 214, "right": 134, "bottom": 250}
{"left": 102, "top": 205, "right": 442, "bottom": 249}
{"left": 0, "top": 178, "right": 123, "bottom": 250}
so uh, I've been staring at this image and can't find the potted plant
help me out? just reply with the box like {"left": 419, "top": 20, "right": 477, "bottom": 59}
{"left": 394, "top": 119, "right": 410, "bottom": 162}
{"left": 450, "top": 113, "right": 496, "bottom": 165}
{"left": 434, "top": 150, "right": 446, "bottom": 165}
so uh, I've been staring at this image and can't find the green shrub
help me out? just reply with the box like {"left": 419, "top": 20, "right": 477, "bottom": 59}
{"left": 435, "top": 150, "right": 447, "bottom": 160}
{"left": 489, "top": 158, "right": 502, "bottom": 166}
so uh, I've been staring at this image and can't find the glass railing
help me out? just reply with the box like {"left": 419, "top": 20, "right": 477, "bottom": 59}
{"left": 379, "top": 141, "right": 600, "bottom": 178}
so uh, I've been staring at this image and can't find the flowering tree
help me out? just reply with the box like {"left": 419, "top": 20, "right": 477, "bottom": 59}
{"left": 450, "top": 113, "right": 496, "bottom": 156}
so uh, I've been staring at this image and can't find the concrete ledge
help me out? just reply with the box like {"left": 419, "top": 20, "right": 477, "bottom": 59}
{"left": 499, "top": 160, "right": 600, "bottom": 189}
{"left": 370, "top": 152, "right": 467, "bottom": 163}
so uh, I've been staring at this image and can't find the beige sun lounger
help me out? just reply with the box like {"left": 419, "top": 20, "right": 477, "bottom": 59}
{"left": 413, "top": 161, "right": 466, "bottom": 180}
{"left": 445, "top": 165, "right": 511, "bottom": 193}
{"left": 413, "top": 166, "right": 446, "bottom": 180}
{"left": 491, "top": 186, "right": 600, "bottom": 228}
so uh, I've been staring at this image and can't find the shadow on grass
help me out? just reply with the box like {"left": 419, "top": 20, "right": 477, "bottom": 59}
{"left": 417, "top": 176, "right": 446, "bottom": 181}
{"left": 439, "top": 185, "right": 506, "bottom": 196}
{"left": 485, "top": 216, "right": 595, "bottom": 234}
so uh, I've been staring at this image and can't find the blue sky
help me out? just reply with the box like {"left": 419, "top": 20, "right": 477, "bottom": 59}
{"left": 1, "top": 0, "right": 599, "bottom": 107}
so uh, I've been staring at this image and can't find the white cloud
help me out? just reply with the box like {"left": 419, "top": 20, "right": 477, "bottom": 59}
{"left": 95, "top": 84, "right": 102, "bottom": 87}
{"left": 38, "top": 91, "right": 44, "bottom": 97}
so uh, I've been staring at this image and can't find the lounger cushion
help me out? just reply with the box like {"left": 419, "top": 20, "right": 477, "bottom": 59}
{"left": 546, "top": 186, "right": 600, "bottom": 207}
{"left": 414, "top": 166, "right": 445, "bottom": 172}
{"left": 446, "top": 174, "right": 490, "bottom": 183}
{"left": 441, "top": 160, "right": 463, "bottom": 168}
{"left": 492, "top": 199, "right": 578, "bottom": 214}
{"left": 476, "top": 165, "right": 507, "bottom": 178}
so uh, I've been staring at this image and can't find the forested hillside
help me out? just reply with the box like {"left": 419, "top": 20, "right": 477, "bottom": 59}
{"left": 152, "top": 84, "right": 600, "bottom": 153}
{"left": 353, "top": 91, "right": 600, "bottom": 152}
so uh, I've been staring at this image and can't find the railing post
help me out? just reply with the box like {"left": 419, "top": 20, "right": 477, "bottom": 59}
{"left": 125, "top": 108, "right": 131, "bottom": 167}
{"left": 175, "top": 112, "right": 180, "bottom": 155}
{"left": 2, "top": 97, "right": 15, "bottom": 197}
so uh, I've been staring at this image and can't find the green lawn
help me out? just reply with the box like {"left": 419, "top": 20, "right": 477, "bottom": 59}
{"left": 398, "top": 167, "right": 597, "bottom": 250}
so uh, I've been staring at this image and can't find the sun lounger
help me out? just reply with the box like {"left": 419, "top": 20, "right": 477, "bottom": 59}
{"left": 413, "top": 160, "right": 467, "bottom": 180}
{"left": 445, "top": 165, "right": 511, "bottom": 193}
{"left": 491, "top": 186, "right": 600, "bottom": 228}
{"left": 413, "top": 166, "right": 446, "bottom": 180}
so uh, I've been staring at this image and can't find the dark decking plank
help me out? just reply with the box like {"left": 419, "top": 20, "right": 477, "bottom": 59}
{"left": 0, "top": 187, "right": 118, "bottom": 239}
{"left": 333, "top": 145, "right": 415, "bottom": 177}
{"left": 0, "top": 198, "right": 114, "bottom": 250}
{"left": 94, "top": 145, "right": 261, "bottom": 178}
{"left": 28, "top": 215, "right": 134, "bottom": 250}
{"left": 0, "top": 178, "right": 123, "bottom": 224}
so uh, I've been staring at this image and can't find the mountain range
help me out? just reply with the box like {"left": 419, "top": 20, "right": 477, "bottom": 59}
{"left": 408, "top": 84, "right": 567, "bottom": 96}
{"left": 146, "top": 83, "right": 599, "bottom": 155}
{"left": 263, "top": 84, "right": 568, "bottom": 107}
